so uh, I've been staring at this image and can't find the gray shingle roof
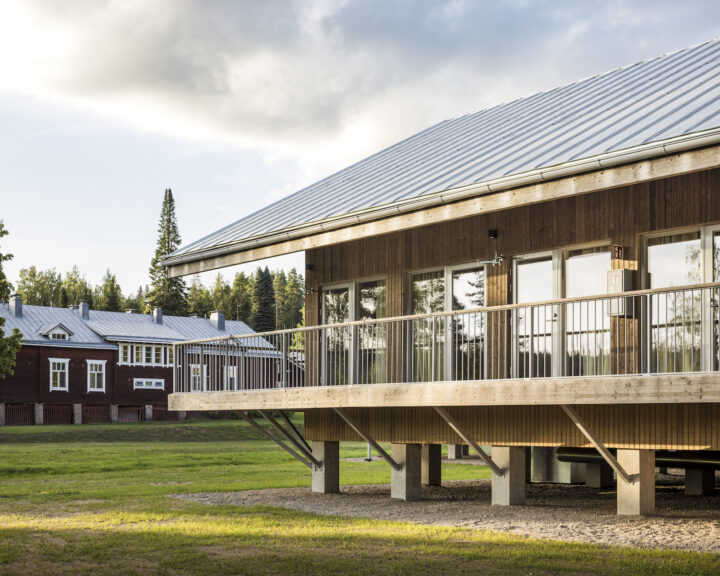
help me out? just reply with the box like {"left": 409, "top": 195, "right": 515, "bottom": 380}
{"left": 0, "top": 304, "right": 114, "bottom": 349}
{"left": 0, "top": 303, "right": 258, "bottom": 348}
{"left": 167, "top": 38, "right": 720, "bottom": 265}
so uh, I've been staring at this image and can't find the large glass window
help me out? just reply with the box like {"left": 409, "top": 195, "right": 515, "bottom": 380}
{"left": 647, "top": 232, "right": 702, "bottom": 372}
{"left": 357, "top": 280, "right": 387, "bottom": 384}
{"left": 515, "top": 257, "right": 553, "bottom": 378}
{"left": 190, "top": 364, "right": 205, "bottom": 392}
{"left": 564, "top": 247, "right": 611, "bottom": 376}
{"left": 322, "top": 287, "right": 351, "bottom": 386}
{"left": 450, "top": 267, "right": 485, "bottom": 381}
{"left": 410, "top": 271, "right": 445, "bottom": 382}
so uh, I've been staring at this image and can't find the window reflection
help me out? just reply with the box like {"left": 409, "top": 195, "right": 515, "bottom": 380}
{"left": 451, "top": 268, "right": 485, "bottom": 381}
{"left": 410, "top": 271, "right": 445, "bottom": 381}
{"left": 515, "top": 258, "right": 553, "bottom": 378}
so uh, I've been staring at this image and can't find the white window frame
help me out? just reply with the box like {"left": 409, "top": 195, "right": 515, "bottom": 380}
{"left": 133, "top": 378, "right": 165, "bottom": 390}
{"left": 119, "top": 344, "right": 130, "bottom": 365}
{"left": 133, "top": 344, "right": 143, "bottom": 365}
{"left": 50, "top": 329, "right": 69, "bottom": 340}
{"left": 167, "top": 346, "right": 174, "bottom": 367}
{"left": 87, "top": 360, "right": 107, "bottom": 393}
{"left": 189, "top": 364, "right": 207, "bottom": 392}
{"left": 49, "top": 358, "right": 69, "bottom": 392}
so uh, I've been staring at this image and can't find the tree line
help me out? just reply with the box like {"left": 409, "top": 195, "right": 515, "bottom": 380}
{"left": 5, "top": 189, "right": 305, "bottom": 332}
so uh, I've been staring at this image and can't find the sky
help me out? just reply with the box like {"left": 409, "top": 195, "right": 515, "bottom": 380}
{"left": 1, "top": 0, "right": 719, "bottom": 295}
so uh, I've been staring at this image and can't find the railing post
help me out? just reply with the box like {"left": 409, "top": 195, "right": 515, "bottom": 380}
{"left": 282, "top": 333, "right": 288, "bottom": 388}
{"left": 645, "top": 293, "right": 653, "bottom": 375}
{"left": 529, "top": 307, "right": 534, "bottom": 379}
{"left": 431, "top": 317, "right": 437, "bottom": 382}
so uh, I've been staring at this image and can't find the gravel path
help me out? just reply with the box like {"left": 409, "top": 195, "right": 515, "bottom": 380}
{"left": 176, "top": 480, "right": 720, "bottom": 553}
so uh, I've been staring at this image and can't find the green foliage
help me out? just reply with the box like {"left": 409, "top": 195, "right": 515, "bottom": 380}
{"left": 251, "top": 266, "right": 276, "bottom": 331}
{"left": 146, "top": 189, "right": 188, "bottom": 316}
{"left": 187, "top": 275, "right": 213, "bottom": 318}
{"left": 211, "top": 274, "right": 232, "bottom": 317}
{"left": 283, "top": 268, "right": 305, "bottom": 329}
{"left": 0, "top": 223, "right": 22, "bottom": 378}
{"left": 230, "top": 271, "right": 253, "bottom": 322}
{"left": 16, "top": 266, "right": 62, "bottom": 306}
{"left": 94, "top": 270, "right": 123, "bottom": 312}
{"left": 0, "top": 221, "right": 12, "bottom": 301}
{"left": 123, "top": 285, "right": 146, "bottom": 314}
{"left": 60, "top": 265, "right": 93, "bottom": 307}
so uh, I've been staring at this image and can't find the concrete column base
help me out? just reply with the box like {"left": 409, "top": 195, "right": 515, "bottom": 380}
{"left": 73, "top": 404, "right": 82, "bottom": 425}
{"left": 34, "top": 403, "right": 43, "bottom": 425}
{"left": 144, "top": 404, "right": 153, "bottom": 422}
{"left": 446, "top": 444, "right": 468, "bottom": 459}
{"left": 421, "top": 444, "right": 442, "bottom": 486}
{"left": 0, "top": 402, "right": 5, "bottom": 426}
{"left": 312, "top": 441, "right": 339, "bottom": 494}
{"left": 685, "top": 468, "right": 715, "bottom": 496}
{"left": 617, "top": 449, "right": 655, "bottom": 515}
{"left": 491, "top": 446, "right": 526, "bottom": 506}
{"left": 110, "top": 404, "right": 119, "bottom": 423}
{"left": 391, "top": 443, "right": 422, "bottom": 501}
{"left": 586, "top": 461, "right": 614, "bottom": 488}
{"left": 176, "top": 410, "right": 187, "bottom": 421}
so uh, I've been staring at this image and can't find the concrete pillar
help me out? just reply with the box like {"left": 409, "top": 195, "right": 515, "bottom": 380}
{"left": 421, "top": 444, "right": 442, "bottom": 486}
{"left": 391, "top": 443, "right": 422, "bottom": 501}
{"left": 447, "top": 444, "right": 468, "bottom": 459}
{"left": 617, "top": 449, "right": 655, "bottom": 515}
{"left": 73, "top": 404, "right": 82, "bottom": 425}
{"left": 311, "top": 441, "right": 339, "bottom": 494}
{"left": 34, "top": 403, "right": 43, "bottom": 425}
{"left": 685, "top": 468, "right": 715, "bottom": 496}
{"left": 0, "top": 403, "right": 5, "bottom": 426}
{"left": 586, "top": 461, "right": 614, "bottom": 488}
{"left": 491, "top": 446, "right": 526, "bottom": 506}
{"left": 144, "top": 404, "right": 153, "bottom": 422}
{"left": 110, "top": 404, "right": 119, "bottom": 423}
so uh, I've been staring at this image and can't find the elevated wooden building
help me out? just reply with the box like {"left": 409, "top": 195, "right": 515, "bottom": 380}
{"left": 165, "top": 40, "right": 720, "bottom": 514}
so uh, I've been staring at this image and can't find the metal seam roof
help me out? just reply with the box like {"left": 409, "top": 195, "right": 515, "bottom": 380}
{"left": 166, "top": 38, "right": 720, "bottom": 266}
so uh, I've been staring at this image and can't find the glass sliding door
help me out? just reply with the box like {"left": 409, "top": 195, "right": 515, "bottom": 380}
{"left": 564, "top": 247, "right": 611, "bottom": 376}
{"left": 450, "top": 267, "right": 485, "bottom": 380}
{"left": 647, "top": 232, "right": 702, "bottom": 372}
{"left": 515, "top": 256, "right": 553, "bottom": 378}
{"left": 356, "top": 279, "right": 387, "bottom": 384}
{"left": 410, "top": 271, "right": 445, "bottom": 381}
{"left": 714, "top": 232, "right": 720, "bottom": 371}
{"left": 321, "top": 286, "right": 351, "bottom": 385}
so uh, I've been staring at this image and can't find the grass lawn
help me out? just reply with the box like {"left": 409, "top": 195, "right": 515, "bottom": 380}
{"left": 0, "top": 419, "right": 717, "bottom": 575}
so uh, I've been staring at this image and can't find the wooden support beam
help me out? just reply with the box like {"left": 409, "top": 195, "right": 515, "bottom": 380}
{"left": 433, "top": 406, "right": 504, "bottom": 477}
{"left": 258, "top": 410, "right": 320, "bottom": 468}
{"left": 560, "top": 405, "right": 634, "bottom": 484}
{"left": 241, "top": 412, "right": 314, "bottom": 469}
{"left": 333, "top": 408, "right": 401, "bottom": 471}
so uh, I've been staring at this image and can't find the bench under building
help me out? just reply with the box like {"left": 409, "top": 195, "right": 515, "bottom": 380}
{"left": 164, "top": 39, "right": 720, "bottom": 515}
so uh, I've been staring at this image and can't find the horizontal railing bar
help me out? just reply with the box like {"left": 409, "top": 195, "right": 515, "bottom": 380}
{"left": 175, "top": 282, "right": 720, "bottom": 346}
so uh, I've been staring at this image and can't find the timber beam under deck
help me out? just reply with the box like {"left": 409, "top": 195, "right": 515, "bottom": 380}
{"left": 168, "top": 373, "right": 720, "bottom": 412}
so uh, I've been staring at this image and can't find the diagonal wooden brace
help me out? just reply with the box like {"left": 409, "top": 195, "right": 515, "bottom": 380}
{"left": 258, "top": 410, "right": 321, "bottom": 468}
{"left": 560, "top": 405, "right": 635, "bottom": 484}
{"left": 433, "top": 406, "right": 504, "bottom": 477}
{"left": 333, "top": 408, "right": 401, "bottom": 471}
{"left": 242, "top": 412, "right": 316, "bottom": 469}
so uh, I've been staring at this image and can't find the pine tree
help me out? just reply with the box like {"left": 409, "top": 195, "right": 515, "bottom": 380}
{"left": 273, "top": 270, "right": 287, "bottom": 329}
{"left": 96, "top": 270, "right": 123, "bottom": 312}
{"left": 0, "top": 222, "right": 22, "bottom": 379}
{"left": 230, "top": 272, "right": 252, "bottom": 323}
{"left": 146, "top": 189, "right": 188, "bottom": 316}
{"left": 283, "top": 268, "right": 305, "bottom": 328}
{"left": 251, "top": 266, "right": 275, "bottom": 332}
{"left": 211, "top": 274, "right": 232, "bottom": 317}
{"left": 60, "top": 287, "right": 69, "bottom": 308}
{"left": 187, "top": 276, "right": 213, "bottom": 318}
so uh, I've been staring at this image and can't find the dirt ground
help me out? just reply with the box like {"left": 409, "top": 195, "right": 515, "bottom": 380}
{"left": 177, "top": 476, "right": 720, "bottom": 553}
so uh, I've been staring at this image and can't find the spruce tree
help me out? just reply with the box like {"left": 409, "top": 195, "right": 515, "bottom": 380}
{"left": 0, "top": 222, "right": 22, "bottom": 379}
{"left": 251, "top": 266, "right": 275, "bottom": 332}
{"left": 230, "top": 272, "right": 252, "bottom": 323}
{"left": 147, "top": 189, "right": 188, "bottom": 316}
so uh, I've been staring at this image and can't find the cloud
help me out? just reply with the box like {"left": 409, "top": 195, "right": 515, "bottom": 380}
{"left": 1, "top": 0, "right": 719, "bottom": 183}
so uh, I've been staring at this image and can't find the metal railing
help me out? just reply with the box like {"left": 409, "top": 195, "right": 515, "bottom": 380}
{"left": 173, "top": 283, "right": 720, "bottom": 393}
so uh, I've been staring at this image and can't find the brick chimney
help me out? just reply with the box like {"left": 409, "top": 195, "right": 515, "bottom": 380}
{"left": 210, "top": 310, "right": 225, "bottom": 331}
{"left": 9, "top": 294, "right": 22, "bottom": 318}
{"left": 152, "top": 307, "right": 163, "bottom": 324}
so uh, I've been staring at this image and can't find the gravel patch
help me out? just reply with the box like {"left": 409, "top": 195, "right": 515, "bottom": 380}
{"left": 175, "top": 479, "right": 720, "bottom": 553}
